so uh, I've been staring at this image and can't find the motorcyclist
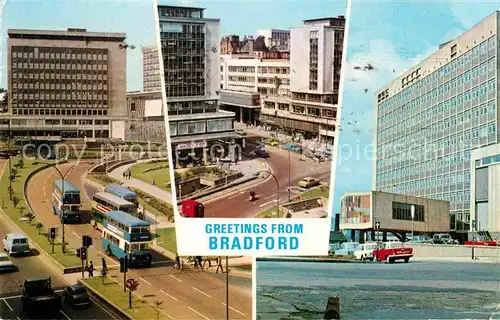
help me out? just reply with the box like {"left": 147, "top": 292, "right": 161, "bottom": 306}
{"left": 250, "top": 188, "right": 256, "bottom": 200}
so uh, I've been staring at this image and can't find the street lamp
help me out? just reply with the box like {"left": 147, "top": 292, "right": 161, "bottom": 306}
{"left": 42, "top": 163, "right": 78, "bottom": 252}
{"left": 375, "top": 221, "right": 380, "bottom": 261}
{"left": 225, "top": 255, "right": 229, "bottom": 320}
{"left": 287, "top": 148, "right": 291, "bottom": 203}
{"left": 410, "top": 205, "right": 415, "bottom": 240}
{"left": 254, "top": 170, "right": 280, "bottom": 218}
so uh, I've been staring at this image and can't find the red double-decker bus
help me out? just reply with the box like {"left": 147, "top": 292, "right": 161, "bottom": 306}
{"left": 180, "top": 200, "right": 204, "bottom": 218}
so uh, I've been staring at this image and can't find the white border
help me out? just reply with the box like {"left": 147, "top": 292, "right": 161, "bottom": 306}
{"left": 154, "top": 0, "right": 351, "bottom": 258}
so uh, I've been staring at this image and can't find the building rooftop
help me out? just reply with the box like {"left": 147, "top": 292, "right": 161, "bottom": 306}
{"left": 304, "top": 16, "right": 345, "bottom": 23}
{"left": 7, "top": 28, "right": 126, "bottom": 42}
{"left": 157, "top": 5, "right": 205, "bottom": 11}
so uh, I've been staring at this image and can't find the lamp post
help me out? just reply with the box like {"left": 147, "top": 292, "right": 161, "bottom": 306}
{"left": 410, "top": 205, "right": 415, "bottom": 241}
{"left": 287, "top": 148, "right": 291, "bottom": 202}
{"left": 375, "top": 221, "right": 380, "bottom": 261}
{"left": 225, "top": 255, "right": 229, "bottom": 320}
{"left": 254, "top": 170, "right": 280, "bottom": 217}
{"left": 7, "top": 119, "right": 12, "bottom": 200}
{"left": 42, "top": 163, "right": 78, "bottom": 252}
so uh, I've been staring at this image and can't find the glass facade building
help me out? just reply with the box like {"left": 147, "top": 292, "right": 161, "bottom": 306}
{"left": 374, "top": 12, "right": 499, "bottom": 234}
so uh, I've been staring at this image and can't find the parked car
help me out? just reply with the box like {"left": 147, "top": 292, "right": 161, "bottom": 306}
{"left": 298, "top": 177, "right": 320, "bottom": 189}
{"left": 373, "top": 241, "right": 413, "bottom": 263}
{"left": 328, "top": 243, "right": 341, "bottom": 255}
{"left": 3, "top": 233, "right": 30, "bottom": 256}
{"left": 64, "top": 284, "right": 91, "bottom": 308}
{"left": 354, "top": 242, "right": 378, "bottom": 261}
{"left": 265, "top": 139, "right": 279, "bottom": 146}
{"left": 335, "top": 242, "right": 360, "bottom": 256}
{"left": 432, "top": 233, "right": 459, "bottom": 245}
{"left": 235, "top": 129, "right": 247, "bottom": 136}
{"left": 284, "top": 143, "right": 302, "bottom": 152}
{"left": 410, "top": 235, "right": 434, "bottom": 244}
{"left": 0, "top": 252, "right": 15, "bottom": 272}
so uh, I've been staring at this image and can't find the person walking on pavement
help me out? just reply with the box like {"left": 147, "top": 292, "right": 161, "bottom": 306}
{"left": 174, "top": 254, "right": 181, "bottom": 270}
{"left": 88, "top": 261, "right": 94, "bottom": 277}
{"left": 216, "top": 256, "right": 224, "bottom": 273}
{"left": 197, "top": 256, "right": 203, "bottom": 270}
{"left": 202, "top": 257, "right": 212, "bottom": 269}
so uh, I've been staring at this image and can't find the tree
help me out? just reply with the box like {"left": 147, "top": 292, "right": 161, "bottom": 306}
{"left": 36, "top": 223, "right": 43, "bottom": 235}
{"left": 12, "top": 196, "right": 19, "bottom": 208}
{"left": 7, "top": 185, "right": 14, "bottom": 199}
{"left": 154, "top": 300, "right": 164, "bottom": 320}
{"left": 25, "top": 212, "right": 35, "bottom": 226}
{"left": 9, "top": 168, "right": 17, "bottom": 181}
{"left": 18, "top": 158, "right": 24, "bottom": 169}
{"left": 126, "top": 278, "right": 139, "bottom": 309}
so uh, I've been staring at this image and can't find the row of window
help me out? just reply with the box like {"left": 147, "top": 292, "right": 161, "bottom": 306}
{"left": 378, "top": 184, "right": 472, "bottom": 205}
{"left": 378, "top": 36, "right": 496, "bottom": 110}
{"left": 377, "top": 116, "right": 497, "bottom": 158}
{"left": 378, "top": 78, "right": 496, "bottom": 142}
{"left": 168, "top": 118, "right": 234, "bottom": 136}
{"left": 379, "top": 168, "right": 471, "bottom": 186}
{"left": 12, "top": 50, "right": 108, "bottom": 61}
{"left": 12, "top": 108, "right": 109, "bottom": 116}
{"left": 475, "top": 154, "right": 500, "bottom": 167}
{"left": 13, "top": 72, "right": 108, "bottom": 81}
{"left": 12, "top": 61, "right": 107, "bottom": 70}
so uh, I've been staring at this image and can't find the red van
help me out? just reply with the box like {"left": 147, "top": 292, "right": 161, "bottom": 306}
{"left": 181, "top": 200, "right": 204, "bottom": 218}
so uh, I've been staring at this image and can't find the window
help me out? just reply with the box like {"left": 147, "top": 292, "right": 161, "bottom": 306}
{"left": 392, "top": 202, "right": 425, "bottom": 222}
{"left": 207, "top": 119, "right": 233, "bottom": 132}
{"left": 177, "top": 121, "right": 205, "bottom": 135}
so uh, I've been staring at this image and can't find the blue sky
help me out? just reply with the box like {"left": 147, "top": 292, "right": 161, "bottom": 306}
{"left": 1, "top": 0, "right": 157, "bottom": 91}
{"left": 332, "top": 0, "right": 500, "bottom": 213}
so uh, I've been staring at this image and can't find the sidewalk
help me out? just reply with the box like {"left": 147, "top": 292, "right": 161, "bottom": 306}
{"left": 108, "top": 159, "right": 174, "bottom": 229}
{"left": 412, "top": 256, "right": 500, "bottom": 264}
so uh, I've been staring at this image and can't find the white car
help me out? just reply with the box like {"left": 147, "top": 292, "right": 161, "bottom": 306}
{"left": 0, "top": 252, "right": 15, "bottom": 272}
{"left": 354, "top": 242, "right": 378, "bottom": 261}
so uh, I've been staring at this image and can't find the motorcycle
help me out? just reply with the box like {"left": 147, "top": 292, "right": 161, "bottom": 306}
{"left": 249, "top": 191, "right": 257, "bottom": 201}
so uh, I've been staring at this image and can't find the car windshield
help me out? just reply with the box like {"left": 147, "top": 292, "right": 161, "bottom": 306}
{"left": 72, "top": 286, "right": 85, "bottom": 294}
{"left": 13, "top": 238, "right": 27, "bottom": 244}
{"left": 365, "top": 244, "right": 377, "bottom": 250}
{"left": 387, "top": 242, "right": 403, "bottom": 248}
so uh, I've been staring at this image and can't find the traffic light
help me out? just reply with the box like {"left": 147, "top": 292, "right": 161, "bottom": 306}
{"left": 195, "top": 204, "right": 204, "bottom": 218}
{"left": 82, "top": 235, "right": 92, "bottom": 248}
{"left": 49, "top": 227, "right": 56, "bottom": 239}
{"left": 80, "top": 247, "right": 87, "bottom": 261}
{"left": 76, "top": 247, "right": 81, "bottom": 258}
{"left": 120, "top": 256, "right": 128, "bottom": 273}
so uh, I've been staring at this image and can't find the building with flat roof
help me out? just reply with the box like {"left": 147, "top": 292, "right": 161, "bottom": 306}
{"left": 142, "top": 45, "right": 162, "bottom": 92}
{"left": 257, "top": 29, "right": 290, "bottom": 48}
{"left": 373, "top": 12, "right": 499, "bottom": 239}
{"left": 4, "top": 28, "right": 128, "bottom": 140}
{"left": 340, "top": 191, "right": 450, "bottom": 242}
{"left": 470, "top": 143, "right": 500, "bottom": 239}
{"left": 157, "top": 5, "right": 240, "bottom": 166}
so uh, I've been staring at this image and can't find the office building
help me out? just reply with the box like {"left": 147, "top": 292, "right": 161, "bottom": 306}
{"left": 142, "top": 45, "right": 162, "bottom": 92}
{"left": 157, "top": 5, "right": 239, "bottom": 165}
{"left": 374, "top": 12, "right": 499, "bottom": 239}
{"left": 470, "top": 143, "right": 500, "bottom": 238}
{"left": 257, "top": 29, "right": 290, "bottom": 48}
{"left": 4, "top": 28, "right": 128, "bottom": 140}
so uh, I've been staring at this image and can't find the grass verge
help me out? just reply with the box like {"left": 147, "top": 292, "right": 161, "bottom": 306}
{"left": 155, "top": 227, "right": 177, "bottom": 254}
{"left": 83, "top": 277, "right": 164, "bottom": 320}
{"left": 129, "top": 161, "right": 171, "bottom": 192}
{"left": 0, "top": 158, "right": 81, "bottom": 267}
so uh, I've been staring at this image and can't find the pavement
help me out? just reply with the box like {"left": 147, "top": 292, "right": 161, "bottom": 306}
{"left": 24, "top": 161, "right": 253, "bottom": 319}
{"left": 0, "top": 160, "right": 120, "bottom": 320}
{"left": 257, "top": 259, "right": 500, "bottom": 320}
{"left": 201, "top": 135, "right": 331, "bottom": 218}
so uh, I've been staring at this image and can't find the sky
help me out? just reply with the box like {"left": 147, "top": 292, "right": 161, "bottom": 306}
{"left": 0, "top": 0, "right": 348, "bottom": 91}
{"left": 331, "top": 0, "right": 500, "bottom": 213}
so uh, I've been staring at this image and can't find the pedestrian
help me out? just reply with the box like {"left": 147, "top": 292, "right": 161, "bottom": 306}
{"left": 88, "top": 261, "right": 94, "bottom": 277}
{"left": 193, "top": 256, "right": 199, "bottom": 268}
{"left": 202, "top": 257, "right": 212, "bottom": 269}
{"left": 235, "top": 157, "right": 238, "bottom": 165}
{"left": 197, "top": 256, "right": 203, "bottom": 270}
{"left": 174, "top": 254, "right": 181, "bottom": 270}
{"left": 216, "top": 256, "right": 224, "bottom": 273}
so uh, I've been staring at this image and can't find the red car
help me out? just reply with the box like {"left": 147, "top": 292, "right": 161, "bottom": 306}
{"left": 464, "top": 240, "right": 499, "bottom": 246}
{"left": 180, "top": 200, "right": 204, "bottom": 218}
{"left": 373, "top": 242, "right": 413, "bottom": 263}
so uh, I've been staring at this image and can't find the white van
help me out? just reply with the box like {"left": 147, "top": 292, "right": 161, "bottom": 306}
{"left": 2, "top": 233, "right": 30, "bottom": 256}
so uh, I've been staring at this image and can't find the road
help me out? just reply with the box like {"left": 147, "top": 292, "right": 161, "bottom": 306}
{"left": 26, "top": 161, "right": 253, "bottom": 319}
{"left": 202, "top": 135, "right": 332, "bottom": 218}
{"left": 0, "top": 160, "right": 119, "bottom": 320}
{"left": 256, "top": 260, "right": 500, "bottom": 319}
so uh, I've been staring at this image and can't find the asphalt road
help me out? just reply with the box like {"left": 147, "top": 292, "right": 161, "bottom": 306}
{"left": 256, "top": 260, "right": 500, "bottom": 319}
{"left": 26, "top": 161, "right": 253, "bottom": 319}
{"left": 202, "top": 135, "right": 332, "bottom": 218}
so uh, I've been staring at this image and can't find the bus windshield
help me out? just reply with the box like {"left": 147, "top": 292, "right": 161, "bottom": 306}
{"left": 63, "top": 193, "right": 80, "bottom": 204}
{"left": 130, "top": 243, "right": 149, "bottom": 252}
{"left": 119, "top": 204, "right": 137, "bottom": 214}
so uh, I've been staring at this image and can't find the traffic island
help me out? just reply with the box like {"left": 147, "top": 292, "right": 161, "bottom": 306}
{"left": 0, "top": 158, "right": 82, "bottom": 268}
{"left": 81, "top": 276, "right": 164, "bottom": 320}
{"left": 129, "top": 160, "right": 171, "bottom": 192}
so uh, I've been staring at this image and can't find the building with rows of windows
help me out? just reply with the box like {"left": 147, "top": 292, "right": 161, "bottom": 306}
{"left": 373, "top": 12, "right": 499, "bottom": 240}
{"left": 1, "top": 28, "right": 129, "bottom": 140}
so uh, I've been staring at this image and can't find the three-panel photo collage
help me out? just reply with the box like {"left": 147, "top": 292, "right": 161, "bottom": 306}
{"left": 0, "top": 0, "right": 499, "bottom": 319}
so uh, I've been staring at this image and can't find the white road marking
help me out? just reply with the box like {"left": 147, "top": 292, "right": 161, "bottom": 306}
{"left": 139, "top": 277, "right": 151, "bottom": 285}
{"left": 188, "top": 307, "right": 210, "bottom": 320}
{"left": 160, "top": 289, "right": 178, "bottom": 301}
{"left": 239, "top": 191, "right": 245, "bottom": 194}
{"left": 3, "top": 295, "right": 22, "bottom": 300}
{"left": 72, "top": 231, "right": 81, "bottom": 239}
{"left": 2, "top": 299, "right": 13, "bottom": 311}
{"left": 227, "top": 194, "right": 240, "bottom": 200}
{"left": 151, "top": 260, "right": 169, "bottom": 265}
{"left": 60, "top": 310, "right": 71, "bottom": 320}
{"left": 169, "top": 274, "right": 183, "bottom": 283}
{"left": 16, "top": 317, "right": 21, "bottom": 320}
{"left": 264, "top": 194, "right": 276, "bottom": 200}
{"left": 221, "top": 303, "right": 246, "bottom": 316}
{"left": 259, "top": 199, "right": 277, "bottom": 208}
{"left": 192, "top": 286, "right": 211, "bottom": 298}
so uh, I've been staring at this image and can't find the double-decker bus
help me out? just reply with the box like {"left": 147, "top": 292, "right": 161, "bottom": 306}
{"left": 101, "top": 210, "right": 152, "bottom": 268}
{"left": 52, "top": 180, "right": 81, "bottom": 223}
{"left": 104, "top": 184, "right": 139, "bottom": 207}
{"left": 91, "top": 192, "right": 137, "bottom": 224}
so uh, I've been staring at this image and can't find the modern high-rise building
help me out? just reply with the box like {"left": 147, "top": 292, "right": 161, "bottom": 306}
{"left": 142, "top": 45, "right": 162, "bottom": 92}
{"left": 157, "top": 5, "right": 239, "bottom": 165}
{"left": 257, "top": 29, "right": 290, "bottom": 48}
{"left": 3, "top": 28, "right": 128, "bottom": 140}
{"left": 261, "top": 16, "right": 345, "bottom": 144}
{"left": 373, "top": 12, "right": 499, "bottom": 238}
